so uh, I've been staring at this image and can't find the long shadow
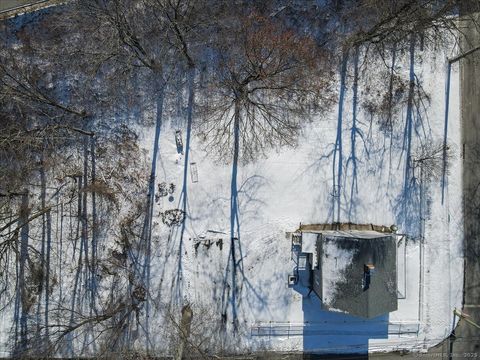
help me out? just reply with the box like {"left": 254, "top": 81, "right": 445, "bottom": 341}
{"left": 398, "top": 34, "right": 418, "bottom": 235}
{"left": 302, "top": 294, "right": 388, "bottom": 356}
{"left": 67, "top": 174, "right": 86, "bottom": 356}
{"left": 387, "top": 44, "right": 398, "bottom": 195}
{"left": 221, "top": 108, "right": 242, "bottom": 334}
{"left": 441, "top": 62, "right": 452, "bottom": 204}
{"left": 346, "top": 46, "right": 360, "bottom": 222}
{"left": 169, "top": 226, "right": 185, "bottom": 307}
{"left": 139, "top": 78, "right": 166, "bottom": 351}
{"left": 292, "top": 250, "right": 388, "bottom": 356}
{"left": 332, "top": 49, "right": 349, "bottom": 223}
{"left": 174, "top": 66, "right": 196, "bottom": 306}
{"left": 233, "top": 175, "right": 267, "bottom": 288}
{"left": 346, "top": 46, "right": 369, "bottom": 221}
{"left": 12, "top": 192, "right": 30, "bottom": 357}
{"left": 36, "top": 151, "right": 47, "bottom": 350}
{"left": 215, "top": 174, "right": 268, "bottom": 338}
{"left": 389, "top": 35, "right": 434, "bottom": 239}
{"left": 90, "top": 135, "right": 98, "bottom": 314}
{"left": 376, "top": 44, "right": 397, "bottom": 197}
{"left": 178, "top": 67, "right": 195, "bottom": 233}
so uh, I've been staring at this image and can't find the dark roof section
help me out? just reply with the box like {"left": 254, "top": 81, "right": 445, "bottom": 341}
{"left": 312, "top": 232, "right": 397, "bottom": 319}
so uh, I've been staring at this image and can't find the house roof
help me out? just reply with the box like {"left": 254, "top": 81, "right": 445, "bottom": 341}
{"left": 303, "top": 231, "right": 398, "bottom": 319}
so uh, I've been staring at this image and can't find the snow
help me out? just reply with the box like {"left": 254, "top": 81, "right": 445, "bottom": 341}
{"left": 301, "top": 232, "right": 318, "bottom": 254}
{"left": 0, "top": 34, "right": 456, "bottom": 357}
{"left": 320, "top": 237, "right": 355, "bottom": 306}
{"left": 136, "top": 37, "right": 464, "bottom": 355}
{"left": 0, "top": 2, "right": 467, "bottom": 356}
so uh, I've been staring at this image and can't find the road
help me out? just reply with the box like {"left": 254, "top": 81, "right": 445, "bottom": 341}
{"left": 451, "top": 2, "right": 480, "bottom": 355}
{"left": 0, "top": 0, "right": 46, "bottom": 12}
{"left": 0, "top": 0, "right": 62, "bottom": 19}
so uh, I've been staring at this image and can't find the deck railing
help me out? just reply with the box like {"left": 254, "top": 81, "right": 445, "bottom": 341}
{"left": 251, "top": 320, "right": 420, "bottom": 338}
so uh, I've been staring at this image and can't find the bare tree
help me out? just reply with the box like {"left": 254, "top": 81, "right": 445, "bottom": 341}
{"left": 198, "top": 14, "right": 332, "bottom": 162}
{"left": 196, "top": 13, "right": 333, "bottom": 331}
{"left": 0, "top": 0, "right": 472, "bottom": 357}
{"left": 67, "top": 1, "right": 178, "bottom": 350}
{"left": 413, "top": 141, "right": 452, "bottom": 182}
{"left": 0, "top": 5, "right": 155, "bottom": 355}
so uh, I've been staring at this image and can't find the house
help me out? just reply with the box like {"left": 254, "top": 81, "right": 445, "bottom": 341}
{"left": 299, "top": 230, "right": 398, "bottom": 319}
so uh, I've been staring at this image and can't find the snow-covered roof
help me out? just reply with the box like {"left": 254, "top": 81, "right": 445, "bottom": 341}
{"left": 303, "top": 231, "right": 397, "bottom": 319}
{"left": 301, "top": 232, "right": 318, "bottom": 253}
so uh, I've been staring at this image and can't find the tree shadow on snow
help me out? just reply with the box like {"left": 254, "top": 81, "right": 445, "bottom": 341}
{"left": 292, "top": 253, "right": 388, "bottom": 356}
{"left": 220, "top": 160, "right": 269, "bottom": 335}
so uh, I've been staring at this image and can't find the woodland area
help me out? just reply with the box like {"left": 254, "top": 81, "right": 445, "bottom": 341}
{"left": 0, "top": 0, "right": 476, "bottom": 357}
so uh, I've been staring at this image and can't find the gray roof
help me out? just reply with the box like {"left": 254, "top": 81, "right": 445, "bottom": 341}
{"left": 307, "top": 231, "right": 397, "bottom": 318}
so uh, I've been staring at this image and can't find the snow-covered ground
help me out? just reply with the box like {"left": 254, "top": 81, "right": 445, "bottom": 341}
{"left": 137, "top": 38, "right": 464, "bottom": 355}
